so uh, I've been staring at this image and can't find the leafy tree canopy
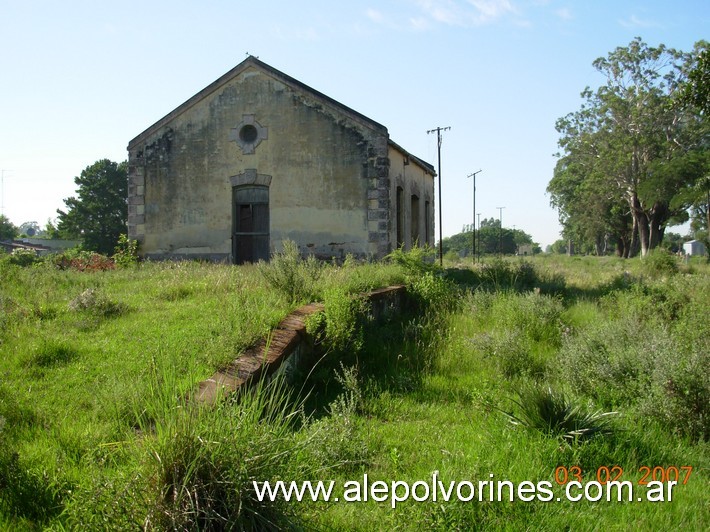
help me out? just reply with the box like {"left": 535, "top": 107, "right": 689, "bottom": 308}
{"left": 0, "top": 214, "right": 18, "bottom": 241}
{"left": 676, "top": 47, "right": 710, "bottom": 114}
{"left": 549, "top": 38, "right": 709, "bottom": 257}
{"left": 18, "top": 221, "right": 40, "bottom": 236}
{"left": 442, "top": 225, "right": 538, "bottom": 256}
{"left": 43, "top": 219, "right": 62, "bottom": 240}
{"left": 57, "top": 159, "right": 128, "bottom": 255}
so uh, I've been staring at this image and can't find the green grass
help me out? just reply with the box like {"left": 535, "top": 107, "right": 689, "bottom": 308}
{"left": 302, "top": 277, "right": 708, "bottom": 530}
{"left": 297, "top": 255, "right": 710, "bottom": 530}
{"left": 0, "top": 256, "right": 405, "bottom": 529}
{"left": 1, "top": 252, "right": 708, "bottom": 529}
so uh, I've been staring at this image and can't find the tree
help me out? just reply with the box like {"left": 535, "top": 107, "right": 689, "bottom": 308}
{"left": 676, "top": 47, "right": 710, "bottom": 114}
{"left": 661, "top": 232, "right": 684, "bottom": 253}
{"left": 0, "top": 214, "right": 18, "bottom": 241}
{"left": 441, "top": 223, "right": 536, "bottom": 256}
{"left": 548, "top": 239, "right": 568, "bottom": 254}
{"left": 675, "top": 48, "right": 710, "bottom": 259}
{"left": 18, "top": 221, "right": 40, "bottom": 237}
{"left": 550, "top": 149, "right": 635, "bottom": 256}
{"left": 550, "top": 38, "right": 709, "bottom": 257}
{"left": 57, "top": 159, "right": 128, "bottom": 255}
{"left": 43, "top": 218, "right": 61, "bottom": 239}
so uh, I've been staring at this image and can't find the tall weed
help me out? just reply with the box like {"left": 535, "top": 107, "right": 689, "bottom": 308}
{"left": 68, "top": 288, "right": 126, "bottom": 319}
{"left": 555, "top": 317, "right": 659, "bottom": 408}
{"left": 386, "top": 245, "right": 438, "bottom": 276}
{"left": 644, "top": 341, "right": 710, "bottom": 441}
{"left": 466, "top": 291, "right": 564, "bottom": 379}
{"left": 144, "top": 375, "right": 308, "bottom": 530}
{"left": 557, "top": 274, "right": 710, "bottom": 441}
{"left": 641, "top": 248, "right": 679, "bottom": 278}
{"left": 112, "top": 234, "right": 139, "bottom": 268}
{"left": 304, "top": 365, "right": 370, "bottom": 471}
{"left": 407, "top": 271, "right": 460, "bottom": 313}
{"left": 306, "top": 286, "right": 370, "bottom": 355}
{"left": 505, "top": 384, "right": 617, "bottom": 442}
{"left": 258, "top": 240, "right": 323, "bottom": 304}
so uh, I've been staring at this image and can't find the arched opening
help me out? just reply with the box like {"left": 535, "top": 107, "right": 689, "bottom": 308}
{"left": 396, "top": 186, "right": 404, "bottom": 248}
{"left": 232, "top": 185, "right": 269, "bottom": 264}
{"left": 411, "top": 194, "right": 420, "bottom": 246}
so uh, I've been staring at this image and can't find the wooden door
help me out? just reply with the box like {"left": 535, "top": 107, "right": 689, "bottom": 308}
{"left": 233, "top": 186, "right": 269, "bottom": 264}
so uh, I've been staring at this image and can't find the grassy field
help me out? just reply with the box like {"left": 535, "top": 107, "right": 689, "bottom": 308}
{"left": 0, "top": 249, "right": 708, "bottom": 529}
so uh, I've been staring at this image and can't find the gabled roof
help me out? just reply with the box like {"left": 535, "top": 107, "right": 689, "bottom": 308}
{"left": 128, "top": 56, "right": 387, "bottom": 148}
{"left": 389, "top": 139, "right": 436, "bottom": 175}
{"left": 127, "top": 56, "right": 435, "bottom": 175}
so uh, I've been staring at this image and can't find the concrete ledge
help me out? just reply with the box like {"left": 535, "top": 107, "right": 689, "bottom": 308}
{"left": 195, "top": 286, "right": 405, "bottom": 404}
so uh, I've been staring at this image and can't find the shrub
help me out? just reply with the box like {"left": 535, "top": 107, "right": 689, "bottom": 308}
{"left": 555, "top": 318, "right": 658, "bottom": 408}
{"left": 258, "top": 240, "right": 322, "bottom": 304}
{"left": 559, "top": 283, "right": 710, "bottom": 441}
{"left": 643, "top": 341, "right": 710, "bottom": 441}
{"left": 478, "top": 331, "right": 546, "bottom": 379}
{"left": 304, "top": 365, "right": 370, "bottom": 471}
{"left": 477, "top": 258, "right": 542, "bottom": 291}
{"left": 505, "top": 384, "right": 617, "bottom": 442}
{"left": 491, "top": 292, "right": 564, "bottom": 346}
{"left": 112, "top": 234, "right": 139, "bottom": 268}
{"left": 52, "top": 249, "right": 115, "bottom": 272}
{"left": 385, "top": 245, "right": 438, "bottom": 277}
{"left": 145, "top": 377, "right": 308, "bottom": 530}
{"left": 469, "top": 292, "right": 564, "bottom": 380}
{"left": 407, "top": 271, "right": 460, "bottom": 313}
{"left": 8, "top": 248, "right": 40, "bottom": 267}
{"left": 68, "top": 288, "right": 125, "bottom": 318}
{"left": 641, "top": 248, "right": 679, "bottom": 278}
{"left": 307, "top": 287, "right": 369, "bottom": 354}
{"left": 603, "top": 279, "right": 691, "bottom": 323}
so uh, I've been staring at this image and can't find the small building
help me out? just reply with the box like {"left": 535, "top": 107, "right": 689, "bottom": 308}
{"left": 0, "top": 240, "right": 48, "bottom": 256}
{"left": 1, "top": 238, "right": 81, "bottom": 256}
{"left": 517, "top": 244, "right": 534, "bottom": 256}
{"left": 18, "top": 238, "right": 81, "bottom": 252}
{"left": 127, "top": 56, "right": 435, "bottom": 263}
{"left": 683, "top": 240, "right": 706, "bottom": 256}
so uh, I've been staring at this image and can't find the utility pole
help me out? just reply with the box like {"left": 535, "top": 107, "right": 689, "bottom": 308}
{"left": 427, "top": 126, "right": 450, "bottom": 267}
{"left": 477, "top": 213, "right": 481, "bottom": 261}
{"left": 467, "top": 170, "right": 482, "bottom": 264}
{"left": 497, "top": 206, "right": 505, "bottom": 256}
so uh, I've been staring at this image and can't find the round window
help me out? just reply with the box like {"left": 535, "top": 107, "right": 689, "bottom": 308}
{"left": 239, "top": 124, "right": 258, "bottom": 143}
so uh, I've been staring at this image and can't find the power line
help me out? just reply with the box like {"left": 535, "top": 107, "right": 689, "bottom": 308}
{"left": 427, "top": 126, "right": 450, "bottom": 266}
{"left": 477, "top": 213, "right": 482, "bottom": 261}
{"left": 467, "top": 169, "right": 482, "bottom": 263}
{"left": 497, "top": 206, "right": 505, "bottom": 256}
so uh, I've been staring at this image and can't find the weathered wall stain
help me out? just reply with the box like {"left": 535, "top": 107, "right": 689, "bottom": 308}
{"left": 127, "top": 57, "right": 434, "bottom": 263}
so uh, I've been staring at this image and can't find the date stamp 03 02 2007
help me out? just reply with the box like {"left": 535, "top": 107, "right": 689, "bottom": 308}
{"left": 554, "top": 465, "right": 694, "bottom": 486}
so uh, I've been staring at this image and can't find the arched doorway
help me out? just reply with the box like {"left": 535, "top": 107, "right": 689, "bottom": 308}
{"left": 232, "top": 185, "right": 269, "bottom": 264}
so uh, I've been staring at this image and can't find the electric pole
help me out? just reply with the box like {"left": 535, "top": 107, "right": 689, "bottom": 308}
{"left": 477, "top": 213, "right": 481, "bottom": 261}
{"left": 427, "top": 126, "right": 450, "bottom": 266}
{"left": 497, "top": 206, "right": 505, "bottom": 256}
{"left": 467, "top": 170, "right": 482, "bottom": 264}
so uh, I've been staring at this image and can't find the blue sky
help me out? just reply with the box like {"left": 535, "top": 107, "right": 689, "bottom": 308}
{"left": 1, "top": 0, "right": 707, "bottom": 247}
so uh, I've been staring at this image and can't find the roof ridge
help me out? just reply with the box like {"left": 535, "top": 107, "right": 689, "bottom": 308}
{"left": 127, "top": 56, "right": 387, "bottom": 149}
